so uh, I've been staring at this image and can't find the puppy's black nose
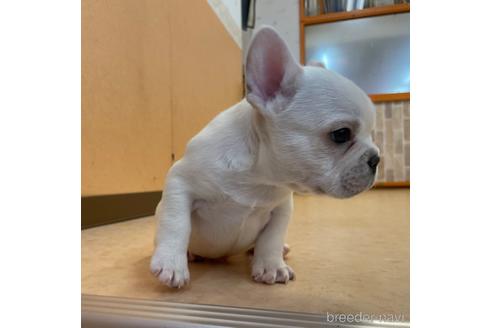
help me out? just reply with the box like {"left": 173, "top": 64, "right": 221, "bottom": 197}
{"left": 367, "top": 154, "right": 380, "bottom": 173}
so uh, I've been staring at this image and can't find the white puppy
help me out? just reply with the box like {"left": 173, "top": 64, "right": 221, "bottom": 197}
{"left": 151, "top": 26, "right": 380, "bottom": 288}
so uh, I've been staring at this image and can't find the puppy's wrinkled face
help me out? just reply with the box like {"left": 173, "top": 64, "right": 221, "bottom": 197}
{"left": 246, "top": 27, "right": 379, "bottom": 198}
{"left": 270, "top": 67, "right": 379, "bottom": 198}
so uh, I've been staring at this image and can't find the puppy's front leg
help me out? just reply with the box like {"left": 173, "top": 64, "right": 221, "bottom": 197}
{"left": 252, "top": 193, "right": 295, "bottom": 284}
{"left": 150, "top": 173, "right": 192, "bottom": 288}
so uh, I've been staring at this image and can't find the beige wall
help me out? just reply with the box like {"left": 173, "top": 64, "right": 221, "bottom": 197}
{"left": 82, "top": 0, "right": 243, "bottom": 196}
{"left": 169, "top": 0, "right": 243, "bottom": 160}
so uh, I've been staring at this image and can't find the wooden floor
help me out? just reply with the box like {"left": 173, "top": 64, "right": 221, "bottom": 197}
{"left": 82, "top": 189, "right": 409, "bottom": 318}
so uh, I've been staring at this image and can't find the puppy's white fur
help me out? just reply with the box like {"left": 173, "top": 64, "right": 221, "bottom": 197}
{"left": 151, "top": 27, "right": 379, "bottom": 288}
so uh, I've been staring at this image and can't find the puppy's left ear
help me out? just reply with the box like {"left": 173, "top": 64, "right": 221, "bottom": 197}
{"left": 245, "top": 27, "right": 302, "bottom": 115}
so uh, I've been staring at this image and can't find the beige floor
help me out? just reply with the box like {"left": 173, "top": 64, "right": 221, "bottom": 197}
{"left": 82, "top": 189, "right": 409, "bottom": 318}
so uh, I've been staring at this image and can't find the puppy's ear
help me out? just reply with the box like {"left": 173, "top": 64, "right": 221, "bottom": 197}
{"left": 245, "top": 26, "right": 302, "bottom": 115}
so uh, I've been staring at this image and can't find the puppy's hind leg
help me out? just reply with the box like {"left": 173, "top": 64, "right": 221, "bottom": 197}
{"left": 247, "top": 244, "right": 290, "bottom": 259}
{"left": 187, "top": 251, "right": 205, "bottom": 262}
{"left": 251, "top": 194, "right": 295, "bottom": 285}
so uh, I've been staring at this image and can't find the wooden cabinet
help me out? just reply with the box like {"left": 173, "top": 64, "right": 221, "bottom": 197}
{"left": 82, "top": 0, "right": 243, "bottom": 196}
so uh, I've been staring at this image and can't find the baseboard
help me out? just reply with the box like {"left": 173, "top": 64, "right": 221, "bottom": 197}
{"left": 82, "top": 191, "right": 162, "bottom": 229}
{"left": 81, "top": 183, "right": 408, "bottom": 229}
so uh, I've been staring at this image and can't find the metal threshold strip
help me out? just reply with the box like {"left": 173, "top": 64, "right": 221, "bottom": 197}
{"left": 82, "top": 294, "right": 410, "bottom": 328}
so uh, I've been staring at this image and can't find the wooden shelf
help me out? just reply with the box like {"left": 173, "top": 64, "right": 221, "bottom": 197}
{"left": 301, "top": 3, "right": 410, "bottom": 25}
{"left": 299, "top": 1, "right": 410, "bottom": 103}
{"left": 374, "top": 181, "right": 410, "bottom": 188}
{"left": 370, "top": 92, "right": 410, "bottom": 103}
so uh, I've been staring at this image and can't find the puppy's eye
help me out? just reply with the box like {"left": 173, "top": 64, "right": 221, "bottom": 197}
{"left": 329, "top": 128, "right": 352, "bottom": 144}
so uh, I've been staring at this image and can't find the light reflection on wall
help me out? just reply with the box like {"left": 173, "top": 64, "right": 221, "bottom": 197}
{"left": 306, "top": 13, "right": 410, "bottom": 95}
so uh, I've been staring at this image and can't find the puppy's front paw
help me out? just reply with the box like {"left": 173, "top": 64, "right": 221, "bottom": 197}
{"left": 251, "top": 257, "right": 295, "bottom": 285}
{"left": 150, "top": 247, "right": 189, "bottom": 288}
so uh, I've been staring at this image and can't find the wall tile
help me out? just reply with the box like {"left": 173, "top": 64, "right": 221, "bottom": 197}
{"left": 404, "top": 119, "right": 410, "bottom": 142}
{"left": 394, "top": 156, "right": 404, "bottom": 181}
{"left": 385, "top": 103, "right": 392, "bottom": 118}
{"left": 376, "top": 104, "right": 384, "bottom": 130}
{"left": 384, "top": 119, "right": 394, "bottom": 153}
{"left": 395, "top": 133, "right": 403, "bottom": 154}
{"left": 386, "top": 169, "right": 394, "bottom": 182}
{"left": 376, "top": 131, "right": 384, "bottom": 152}
{"left": 404, "top": 143, "right": 410, "bottom": 167}
{"left": 403, "top": 102, "right": 410, "bottom": 118}
{"left": 375, "top": 100, "right": 410, "bottom": 184}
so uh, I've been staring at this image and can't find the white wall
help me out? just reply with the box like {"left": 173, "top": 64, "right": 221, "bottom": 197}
{"left": 221, "top": 0, "right": 242, "bottom": 29}
{"left": 207, "top": 0, "right": 242, "bottom": 48}
{"left": 242, "top": 0, "right": 300, "bottom": 63}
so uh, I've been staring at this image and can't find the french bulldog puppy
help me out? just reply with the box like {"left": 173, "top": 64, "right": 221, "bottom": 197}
{"left": 151, "top": 26, "right": 380, "bottom": 288}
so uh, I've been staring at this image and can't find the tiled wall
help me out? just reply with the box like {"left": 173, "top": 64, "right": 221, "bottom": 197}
{"left": 373, "top": 101, "right": 410, "bottom": 184}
